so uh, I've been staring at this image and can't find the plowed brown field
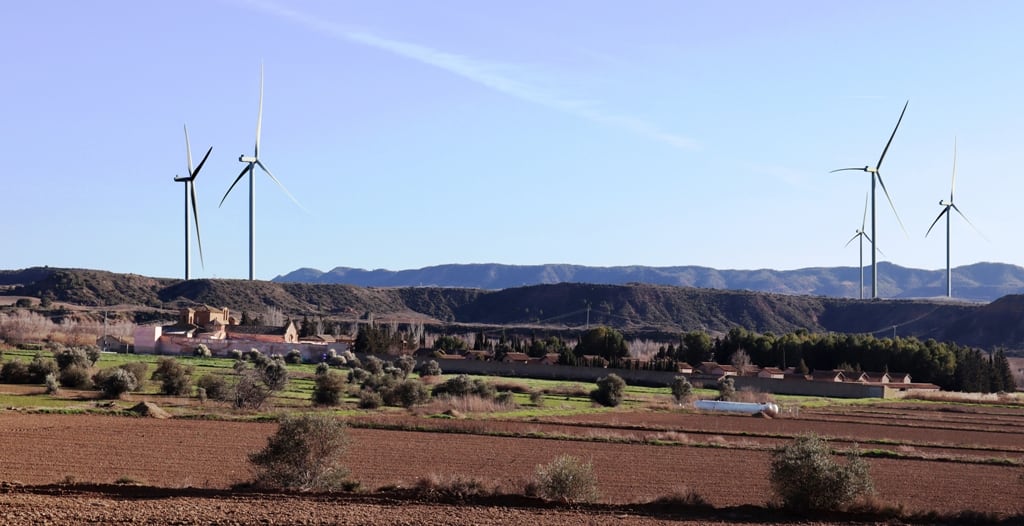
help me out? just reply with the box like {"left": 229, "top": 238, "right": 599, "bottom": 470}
{"left": 0, "top": 407, "right": 1022, "bottom": 524}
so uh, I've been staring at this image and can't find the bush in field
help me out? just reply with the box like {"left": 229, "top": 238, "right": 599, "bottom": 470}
{"left": 363, "top": 355, "right": 384, "bottom": 375}
{"left": 193, "top": 344, "right": 212, "bottom": 357}
{"left": 671, "top": 376, "right": 693, "bottom": 404}
{"left": 534, "top": 454, "right": 598, "bottom": 503}
{"left": 44, "top": 373, "right": 59, "bottom": 394}
{"left": 357, "top": 389, "right": 382, "bottom": 409}
{"left": 233, "top": 370, "right": 270, "bottom": 410}
{"left": 1, "top": 360, "right": 32, "bottom": 383}
{"left": 55, "top": 348, "right": 91, "bottom": 371}
{"left": 395, "top": 355, "right": 416, "bottom": 378}
{"left": 59, "top": 364, "right": 92, "bottom": 389}
{"left": 96, "top": 368, "right": 138, "bottom": 398}
{"left": 312, "top": 371, "right": 347, "bottom": 406}
{"left": 229, "top": 349, "right": 244, "bottom": 361}
{"left": 285, "top": 349, "right": 303, "bottom": 364}
{"left": 495, "top": 391, "right": 516, "bottom": 407}
{"left": 529, "top": 390, "right": 545, "bottom": 407}
{"left": 260, "top": 358, "right": 289, "bottom": 392}
{"left": 590, "top": 373, "right": 626, "bottom": 407}
{"left": 151, "top": 357, "right": 193, "bottom": 396}
{"left": 249, "top": 413, "right": 351, "bottom": 491}
{"left": 28, "top": 353, "right": 58, "bottom": 383}
{"left": 83, "top": 345, "right": 101, "bottom": 365}
{"left": 315, "top": 362, "right": 330, "bottom": 376}
{"left": 196, "top": 374, "right": 229, "bottom": 402}
{"left": 118, "top": 362, "right": 148, "bottom": 390}
{"left": 432, "top": 374, "right": 494, "bottom": 399}
{"left": 247, "top": 348, "right": 263, "bottom": 361}
{"left": 717, "top": 376, "right": 737, "bottom": 402}
{"left": 769, "top": 434, "right": 873, "bottom": 511}
{"left": 347, "top": 367, "right": 369, "bottom": 384}
{"left": 417, "top": 359, "right": 442, "bottom": 377}
{"left": 383, "top": 379, "right": 431, "bottom": 408}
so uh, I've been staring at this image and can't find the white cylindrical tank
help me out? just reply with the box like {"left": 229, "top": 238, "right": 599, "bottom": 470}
{"left": 694, "top": 399, "right": 779, "bottom": 417}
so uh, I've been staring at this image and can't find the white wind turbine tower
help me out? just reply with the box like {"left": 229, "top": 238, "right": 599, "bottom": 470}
{"left": 831, "top": 100, "right": 909, "bottom": 299}
{"left": 173, "top": 125, "right": 212, "bottom": 280}
{"left": 845, "top": 193, "right": 879, "bottom": 300}
{"left": 926, "top": 138, "right": 983, "bottom": 298}
{"left": 220, "top": 63, "right": 302, "bottom": 281}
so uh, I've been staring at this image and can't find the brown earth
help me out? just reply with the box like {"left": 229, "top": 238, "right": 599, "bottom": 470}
{"left": 0, "top": 410, "right": 1022, "bottom": 525}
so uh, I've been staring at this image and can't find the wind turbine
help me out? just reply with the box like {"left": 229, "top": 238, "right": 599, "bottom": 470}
{"left": 220, "top": 63, "right": 302, "bottom": 281}
{"left": 173, "top": 125, "right": 212, "bottom": 280}
{"left": 926, "top": 138, "right": 983, "bottom": 298}
{"left": 845, "top": 193, "right": 873, "bottom": 300}
{"left": 831, "top": 100, "right": 909, "bottom": 299}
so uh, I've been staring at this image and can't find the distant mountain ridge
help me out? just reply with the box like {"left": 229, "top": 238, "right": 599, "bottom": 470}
{"left": 274, "top": 262, "right": 1024, "bottom": 302}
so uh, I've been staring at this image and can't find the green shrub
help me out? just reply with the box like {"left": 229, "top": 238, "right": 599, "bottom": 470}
{"left": 151, "top": 357, "right": 193, "bottom": 396}
{"left": 363, "top": 356, "right": 384, "bottom": 375}
{"left": 28, "top": 353, "right": 58, "bottom": 383}
{"left": 1, "top": 360, "right": 32, "bottom": 384}
{"left": 312, "top": 371, "right": 347, "bottom": 406}
{"left": 285, "top": 349, "right": 303, "bottom": 364}
{"left": 394, "top": 355, "right": 416, "bottom": 378}
{"left": 383, "top": 379, "right": 431, "bottom": 408}
{"left": 193, "top": 344, "right": 212, "bottom": 358}
{"left": 118, "top": 362, "right": 148, "bottom": 390}
{"left": 590, "top": 373, "right": 626, "bottom": 407}
{"left": 233, "top": 370, "right": 270, "bottom": 410}
{"left": 229, "top": 349, "right": 244, "bottom": 361}
{"left": 534, "top": 454, "right": 598, "bottom": 503}
{"left": 769, "top": 434, "right": 873, "bottom": 511}
{"left": 529, "top": 390, "right": 545, "bottom": 407}
{"left": 44, "top": 373, "right": 59, "bottom": 394}
{"left": 83, "top": 345, "right": 101, "bottom": 365}
{"left": 96, "top": 368, "right": 138, "bottom": 398}
{"left": 59, "top": 364, "right": 92, "bottom": 389}
{"left": 358, "top": 390, "right": 383, "bottom": 409}
{"left": 259, "top": 358, "right": 289, "bottom": 392}
{"left": 418, "top": 359, "right": 442, "bottom": 377}
{"left": 196, "top": 374, "right": 229, "bottom": 401}
{"left": 717, "top": 376, "right": 737, "bottom": 402}
{"left": 249, "top": 414, "right": 351, "bottom": 491}
{"left": 671, "top": 376, "right": 693, "bottom": 404}
{"left": 432, "top": 374, "right": 494, "bottom": 399}
{"left": 315, "top": 362, "right": 330, "bottom": 376}
{"left": 495, "top": 391, "right": 516, "bottom": 407}
{"left": 54, "top": 348, "right": 91, "bottom": 371}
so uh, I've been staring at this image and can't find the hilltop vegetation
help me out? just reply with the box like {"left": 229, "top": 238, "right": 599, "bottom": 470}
{"left": 3, "top": 267, "right": 1024, "bottom": 351}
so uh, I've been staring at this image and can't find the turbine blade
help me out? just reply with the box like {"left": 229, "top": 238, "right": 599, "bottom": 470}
{"left": 950, "top": 137, "right": 957, "bottom": 202}
{"left": 191, "top": 183, "right": 204, "bottom": 268}
{"left": 220, "top": 165, "right": 251, "bottom": 207}
{"left": 861, "top": 192, "right": 869, "bottom": 230}
{"left": 845, "top": 232, "right": 860, "bottom": 247}
{"left": 184, "top": 124, "right": 193, "bottom": 173}
{"left": 830, "top": 167, "right": 866, "bottom": 173}
{"left": 255, "top": 62, "right": 264, "bottom": 159}
{"left": 951, "top": 204, "right": 987, "bottom": 240}
{"left": 191, "top": 146, "right": 212, "bottom": 180}
{"left": 876, "top": 172, "right": 907, "bottom": 236}
{"left": 876, "top": 100, "right": 909, "bottom": 170}
{"left": 925, "top": 207, "right": 949, "bottom": 237}
{"left": 256, "top": 160, "right": 306, "bottom": 211}
{"left": 875, "top": 245, "right": 886, "bottom": 258}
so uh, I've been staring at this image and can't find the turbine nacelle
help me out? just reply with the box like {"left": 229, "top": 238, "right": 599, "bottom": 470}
{"left": 240, "top": 155, "right": 257, "bottom": 163}
{"left": 939, "top": 200, "right": 952, "bottom": 207}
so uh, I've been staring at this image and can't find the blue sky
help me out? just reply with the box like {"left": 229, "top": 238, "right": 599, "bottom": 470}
{"left": 4, "top": 1, "right": 1023, "bottom": 281}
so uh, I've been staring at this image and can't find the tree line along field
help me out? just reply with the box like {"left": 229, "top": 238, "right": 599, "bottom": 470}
{"left": 0, "top": 346, "right": 1022, "bottom": 524}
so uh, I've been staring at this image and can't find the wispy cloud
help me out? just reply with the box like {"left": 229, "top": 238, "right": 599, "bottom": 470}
{"left": 236, "top": 0, "right": 698, "bottom": 151}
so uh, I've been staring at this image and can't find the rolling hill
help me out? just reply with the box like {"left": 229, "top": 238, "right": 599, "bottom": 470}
{"left": 273, "top": 262, "right": 1024, "bottom": 302}
{"left": 4, "top": 267, "right": 1024, "bottom": 351}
